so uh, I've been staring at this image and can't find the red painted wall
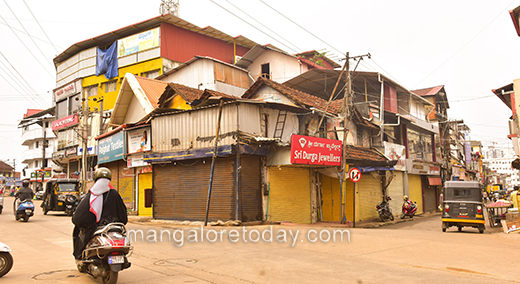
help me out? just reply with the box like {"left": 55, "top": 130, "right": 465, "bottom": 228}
{"left": 160, "top": 23, "right": 250, "bottom": 64}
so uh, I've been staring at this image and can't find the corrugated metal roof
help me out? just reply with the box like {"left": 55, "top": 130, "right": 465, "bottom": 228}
{"left": 236, "top": 45, "right": 295, "bottom": 69}
{"left": 54, "top": 14, "right": 260, "bottom": 66}
{"left": 295, "top": 50, "right": 341, "bottom": 69}
{"left": 157, "top": 55, "right": 249, "bottom": 80}
{"left": 411, "top": 85, "right": 444, "bottom": 97}
{"left": 135, "top": 76, "right": 169, "bottom": 108}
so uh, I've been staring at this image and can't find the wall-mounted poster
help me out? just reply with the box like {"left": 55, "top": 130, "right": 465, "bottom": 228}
{"left": 127, "top": 127, "right": 151, "bottom": 154}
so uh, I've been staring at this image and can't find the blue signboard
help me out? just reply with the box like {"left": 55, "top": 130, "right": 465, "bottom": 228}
{"left": 98, "top": 131, "right": 125, "bottom": 164}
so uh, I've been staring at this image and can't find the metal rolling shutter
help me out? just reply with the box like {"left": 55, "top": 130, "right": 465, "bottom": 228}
{"left": 268, "top": 167, "right": 311, "bottom": 224}
{"left": 408, "top": 174, "right": 423, "bottom": 214}
{"left": 423, "top": 182, "right": 437, "bottom": 213}
{"left": 356, "top": 174, "right": 383, "bottom": 221}
{"left": 240, "top": 155, "right": 262, "bottom": 221}
{"left": 387, "top": 172, "right": 404, "bottom": 217}
{"left": 153, "top": 157, "right": 235, "bottom": 221}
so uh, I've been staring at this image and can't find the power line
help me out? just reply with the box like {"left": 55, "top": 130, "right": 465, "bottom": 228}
{"left": 412, "top": 0, "right": 516, "bottom": 88}
{"left": 209, "top": 0, "right": 300, "bottom": 54}
{"left": 23, "top": 0, "right": 59, "bottom": 54}
{"left": 0, "top": 8, "right": 54, "bottom": 79}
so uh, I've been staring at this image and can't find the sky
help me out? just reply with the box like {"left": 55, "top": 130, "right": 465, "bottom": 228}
{"left": 1, "top": 0, "right": 519, "bottom": 171}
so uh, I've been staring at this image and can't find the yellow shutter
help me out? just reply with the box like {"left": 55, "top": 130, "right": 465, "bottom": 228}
{"left": 268, "top": 167, "right": 311, "bottom": 224}
{"left": 408, "top": 174, "right": 423, "bottom": 214}
{"left": 387, "top": 172, "right": 404, "bottom": 216}
{"left": 356, "top": 173, "right": 383, "bottom": 221}
{"left": 138, "top": 173, "right": 153, "bottom": 217}
{"left": 320, "top": 175, "right": 354, "bottom": 222}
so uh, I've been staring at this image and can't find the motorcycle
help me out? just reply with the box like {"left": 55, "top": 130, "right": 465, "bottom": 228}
{"left": 401, "top": 199, "right": 418, "bottom": 219}
{"left": 64, "top": 195, "right": 80, "bottom": 216}
{"left": 77, "top": 223, "right": 132, "bottom": 284}
{"left": 376, "top": 195, "right": 394, "bottom": 222}
{"left": 0, "top": 242, "right": 13, "bottom": 277}
{"left": 14, "top": 199, "right": 34, "bottom": 222}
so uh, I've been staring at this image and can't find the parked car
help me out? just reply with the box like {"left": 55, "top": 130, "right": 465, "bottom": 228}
{"left": 35, "top": 190, "right": 44, "bottom": 200}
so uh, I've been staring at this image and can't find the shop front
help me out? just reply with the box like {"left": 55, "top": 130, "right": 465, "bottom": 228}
{"left": 406, "top": 160, "right": 441, "bottom": 214}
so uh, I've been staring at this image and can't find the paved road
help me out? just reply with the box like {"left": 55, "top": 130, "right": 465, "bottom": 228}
{"left": 1, "top": 195, "right": 519, "bottom": 284}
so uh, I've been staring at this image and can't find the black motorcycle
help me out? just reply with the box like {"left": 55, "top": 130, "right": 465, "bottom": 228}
{"left": 376, "top": 195, "right": 394, "bottom": 222}
{"left": 77, "top": 223, "right": 132, "bottom": 284}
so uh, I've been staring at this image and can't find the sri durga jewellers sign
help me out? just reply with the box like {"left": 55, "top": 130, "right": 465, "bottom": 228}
{"left": 290, "top": 134, "right": 342, "bottom": 166}
{"left": 52, "top": 114, "right": 79, "bottom": 131}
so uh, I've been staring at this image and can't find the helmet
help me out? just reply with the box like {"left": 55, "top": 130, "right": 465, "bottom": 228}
{"left": 22, "top": 180, "right": 29, "bottom": 187}
{"left": 386, "top": 195, "right": 392, "bottom": 201}
{"left": 94, "top": 167, "right": 112, "bottom": 181}
{"left": 403, "top": 195, "right": 408, "bottom": 201}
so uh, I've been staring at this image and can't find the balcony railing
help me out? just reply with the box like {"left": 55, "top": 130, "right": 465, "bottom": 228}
{"left": 21, "top": 146, "right": 56, "bottom": 164}
{"left": 21, "top": 128, "right": 56, "bottom": 146}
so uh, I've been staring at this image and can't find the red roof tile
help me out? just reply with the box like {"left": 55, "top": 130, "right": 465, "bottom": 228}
{"left": 345, "top": 145, "right": 392, "bottom": 166}
{"left": 135, "top": 76, "right": 169, "bottom": 108}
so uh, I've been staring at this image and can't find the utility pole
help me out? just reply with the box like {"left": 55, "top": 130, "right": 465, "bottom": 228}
{"left": 41, "top": 128, "right": 47, "bottom": 186}
{"left": 339, "top": 52, "right": 371, "bottom": 225}
{"left": 81, "top": 95, "right": 89, "bottom": 193}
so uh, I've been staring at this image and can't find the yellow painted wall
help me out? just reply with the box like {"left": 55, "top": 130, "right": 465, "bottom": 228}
{"left": 268, "top": 167, "right": 311, "bottom": 224}
{"left": 171, "top": 95, "right": 191, "bottom": 110}
{"left": 138, "top": 172, "right": 153, "bottom": 217}
{"left": 408, "top": 174, "right": 424, "bottom": 214}
{"left": 83, "top": 58, "right": 164, "bottom": 111}
{"left": 320, "top": 175, "right": 353, "bottom": 222}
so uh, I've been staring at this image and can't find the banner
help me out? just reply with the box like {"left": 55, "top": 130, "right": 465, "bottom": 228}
{"left": 98, "top": 131, "right": 125, "bottom": 163}
{"left": 290, "top": 135, "right": 342, "bottom": 166}
{"left": 127, "top": 127, "right": 151, "bottom": 154}
{"left": 117, "top": 27, "right": 160, "bottom": 57}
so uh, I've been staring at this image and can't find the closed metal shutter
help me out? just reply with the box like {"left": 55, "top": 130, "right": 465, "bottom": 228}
{"left": 408, "top": 174, "right": 423, "bottom": 214}
{"left": 387, "top": 172, "right": 404, "bottom": 217}
{"left": 423, "top": 182, "right": 437, "bottom": 213}
{"left": 153, "top": 157, "right": 235, "bottom": 221}
{"left": 138, "top": 173, "right": 153, "bottom": 217}
{"left": 356, "top": 173, "right": 382, "bottom": 221}
{"left": 240, "top": 155, "right": 262, "bottom": 221}
{"left": 268, "top": 167, "right": 311, "bottom": 224}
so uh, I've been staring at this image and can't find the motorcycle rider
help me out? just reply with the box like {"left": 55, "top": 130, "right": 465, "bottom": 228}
{"left": 72, "top": 167, "right": 128, "bottom": 265}
{"left": 14, "top": 180, "right": 34, "bottom": 210}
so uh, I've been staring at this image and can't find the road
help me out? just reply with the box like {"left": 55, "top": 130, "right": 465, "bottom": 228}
{"left": 1, "top": 195, "right": 519, "bottom": 284}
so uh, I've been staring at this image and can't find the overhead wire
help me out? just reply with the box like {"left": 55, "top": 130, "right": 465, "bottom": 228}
{"left": 22, "top": 0, "right": 59, "bottom": 54}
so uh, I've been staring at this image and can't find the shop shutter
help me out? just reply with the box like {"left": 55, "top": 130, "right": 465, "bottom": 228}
{"left": 356, "top": 173, "right": 383, "bottom": 221}
{"left": 240, "top": 155, "right": 263, "bottom": 221}
{"left": 387, "top": 172, "right": 404, "bottom": 217}
{"left": 268, "top": 167, "right": 311, "bottom": 224}
{"left": 153, "top": 158, "right": 235, "bottom": 221}
{"left": 408, "top": 174, "right": 423, "bottom": 214}
{"left": 423, "top": 178, "right": 437, "bottom": 212}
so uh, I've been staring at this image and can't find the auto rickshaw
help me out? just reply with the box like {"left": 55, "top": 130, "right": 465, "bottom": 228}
{"left": 41, "top": 178, "right": 81, "bottom": 216}
{"left": 441, "top": 181, "right": 485, "bottom": 234}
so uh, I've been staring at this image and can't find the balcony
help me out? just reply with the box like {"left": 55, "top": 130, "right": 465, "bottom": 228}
{"left": 21, "top": 146, "right": 56, "bottom": 164}
{"left": 21, "top": 128, "right": 56, "bottom": 146}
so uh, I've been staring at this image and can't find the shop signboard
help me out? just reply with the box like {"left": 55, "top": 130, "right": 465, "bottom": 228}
{"left": 290, "top": 134, "right": 342, "bottom": 166}
{"left": 52, "top": 114, "right": 79, "bottom": 131}
{"left": 127, "top": 127, "right": 151, "bottom": 154}
{"left": 383, "top": 141, "right": 406, "bottom": 171}
{"left": 98, "top": 131, "right": 125, "bottom": 164}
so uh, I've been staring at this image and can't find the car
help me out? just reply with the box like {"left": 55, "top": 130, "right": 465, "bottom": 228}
{"left": 35, "top": 190, "right": 44, "bottom": 200}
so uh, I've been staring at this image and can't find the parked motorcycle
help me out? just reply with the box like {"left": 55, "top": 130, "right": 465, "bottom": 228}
{"left": 400, "top": 196, "right": 417, "bottom": 219}
{"left": 77, "top": 223, "right": 132, "bottom": 284}
{"left": 0, "top": 188, "right": 4, "bottom": 214}
{"left": 0, "top": 242, "right": 13, "bottom": 277}
{"left": 376, "top": 195, "right": 394, "bottom": 222}
{"left": 14, "top": 199, "right": 34, "bottom": 222}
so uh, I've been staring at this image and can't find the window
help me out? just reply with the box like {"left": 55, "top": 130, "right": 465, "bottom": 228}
{"left": 104, "top": 81, "right": 117, "bottom": 93}
{"left": 36, "top": 141, "right": 39, "bottom": 148}
{"left": 142, "top": 70, "right": 159, "bottom": 79}
{"left": 454, "top": 189, "right": 472, "bottom": 197}
{"left": 56, "top": 99, "right": 67, "bottom": 119}
{"left": 261, "top": 63, "right": 271, "bottom": 79}
{"left": 84, "top": 85, "right": 98, "bottom": 97}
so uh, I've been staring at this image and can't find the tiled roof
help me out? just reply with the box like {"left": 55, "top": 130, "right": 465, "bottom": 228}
{"left": 412, "top": 85, "right": 444, "bottom": 97}
{"left": 345, "top": 145, "right": 393, "bottom": 166}
{"left": 242, "top": 77, "right": 340, "bottom": 114}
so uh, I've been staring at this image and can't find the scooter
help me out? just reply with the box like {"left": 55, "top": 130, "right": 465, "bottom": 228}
{"left": 14, "top": 199, "right": 34, "bottom": 222}
{"left": 376, "top": 195, "right": 394, "bottom": 222}
{"left": 401, "top": 199, "right": 417, "bottom": 219}
{"left": 77, "top": 223, "right": 132, "bottom": 284}
{"left": 0, "top": 242, "right": 13, "bottom": 277}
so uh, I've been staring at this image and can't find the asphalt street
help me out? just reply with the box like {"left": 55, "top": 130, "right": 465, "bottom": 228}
{"left": 1, "top": 195, "right": 519, "bottom": 284}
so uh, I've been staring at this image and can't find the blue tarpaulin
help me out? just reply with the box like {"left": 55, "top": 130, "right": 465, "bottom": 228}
{"left": 357, "top": 166, "right": 394, "bottom": 173}
{"left": 96, "top": 41, "right": 118, "bottom": 79}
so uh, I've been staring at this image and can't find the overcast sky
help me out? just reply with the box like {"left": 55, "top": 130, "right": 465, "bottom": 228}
{"left": 1, "top": 0, "right": 519, "bottom": 170}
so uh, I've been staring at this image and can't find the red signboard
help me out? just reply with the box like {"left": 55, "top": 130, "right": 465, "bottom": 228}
{"left": 290, "top": 135, "right": 342, "bottom": 166}
{"left": 52, "top": 114, "right": 79, "bottom": 131}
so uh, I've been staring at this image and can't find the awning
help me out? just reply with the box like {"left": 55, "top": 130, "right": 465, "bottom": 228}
{"left": 428, "top": 176, "right": 442, "bottom": 186}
